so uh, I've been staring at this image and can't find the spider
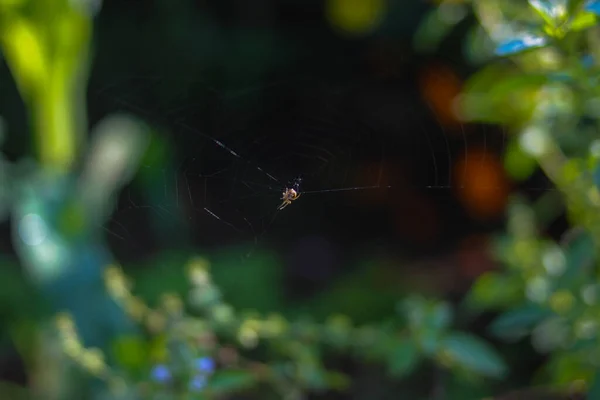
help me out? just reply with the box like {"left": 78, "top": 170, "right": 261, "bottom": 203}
{"left": 277, "top": 177, "right": 302, "bottom": 210}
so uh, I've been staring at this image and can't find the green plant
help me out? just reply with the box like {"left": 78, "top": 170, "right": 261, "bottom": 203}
{"left": 417, "top": 0, "right": 600, "bottom": 397}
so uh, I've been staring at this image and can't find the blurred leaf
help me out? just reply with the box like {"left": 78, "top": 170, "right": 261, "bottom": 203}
{"left": 464, "top": 25, "right": 495, "bottom": 64}
{"left": 0, "top": 17, "right": 48, "bottom": 100}
{"left": 588, "top": 369, "right": 600, "bottom": 400}
{"left": 148, "top": 334, "right": 168, "bottom": 363}
{"left": 460, "top": 64, "right": 547, "bottom": 125}
{"left": 528, "top": 0, "right": 565, "bottom": 25}
{"left": 549, "top": 352, "right": 595, "bottom": 384}
{"left": 466, "top": 271, "right": 523, "bottom": 310}
{"left": 495, "top": 34, "right": 548, "bottom": 56}
{"left": 9, "top": 320, "right": 39, "bottom": 374}
{"left": 441, "top": 332, "right": 507, "bottom": 378}
{"left": 562, "top": 228, "right": 595, "bottom": 280}
{"left": 504, "top": 138, "right": 539, "bottom": 181}
{"left": 413, "top": 3, "right": 468, "bottom": 53}
{"left": 0, "top": 257, "right": 47, "bottom": 320}
{"left": 593, "top": 160, "right": 600, "bottom": 189}
{"left": 568, "top": 0, "right": 587, "bottom": 14}
{"left": 325, "top": 371, "right": 350, "bottom": 391}
{"left": 387, "top": 337, "right": 420, "bottom": 378}
{"left": 399, "top": 295, "right": 427, "bottom": 329}
{"left": 111, "top": 335, "right": 148, "bottom": 374}
{"left": 531, "top": 317, "right": 569, "bottom": 353}
{"left": 417, "top": 328, "right": 440, "bottom": 356}
{"left": 428, "top": 301, "right": 453, "bottom": 332}
{"left": 569, "top": 10, "right": 598, "bottom": 30}
{"left": 488, "top": 305, "right": 554, "bottom": 340}
{"left": 585, "top": 0, "right": 600, "bottom": 15}
{"left": 207, "top": 370, "right": 256, "bottom": 395}
{"left": 0, "top": 381, "right": 30, "bottom": 399}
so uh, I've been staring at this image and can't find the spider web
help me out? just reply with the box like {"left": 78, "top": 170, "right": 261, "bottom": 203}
{"left": 91, "top": 74, "right": 554, "bottom": 252}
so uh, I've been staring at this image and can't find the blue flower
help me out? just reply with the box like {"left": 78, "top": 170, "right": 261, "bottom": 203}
{"left": 151, "top": 364, "right": 171, "bottom": 382}
{"left": 189, "top": 375, "right": 207, "bottom": 392}
{"left": 194, "top": 356, "right": 215, "bottom": 373}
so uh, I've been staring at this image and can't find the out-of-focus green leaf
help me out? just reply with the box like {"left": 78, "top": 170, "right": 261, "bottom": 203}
{"left": 460, "top": 64, "right": 547, "bottom": 125}
{"left": 207, "top": 370, "right": 256, "bottom": 395}
{"left": 562, "top": 228, "right": 595, "bottom": 280}
{"left": 593, "top": 161, "right": 600, "bottom": 189}
{"left": 111, "top": 335, "right": 148, "bottom": 373}
{"left": 588, "top": 369, "right": 600, "bottom": 400}
{"left": 585, "top": 0, "right": 600, "bottom": 16}
{"left": 488, "top": 305, "right": 554, "bottom": 340}
{"left": 441, "top": 332, "right": 507, "bottom": 378}
{"left": 413, "top": 2, "right": 468, "bottom": 53}
{"left": 495, "top": 34, "right": 548, "bottom": 56}
{"left": 529, "top": 0, "right": 569, "bottom": 25}
{"left": 428, "top": 301, "right": 453, "bottom": 332}
{"left": 550, "top": 352, "right": 595, "bottom": 384}
{"left": 531, "top": 317, "right": 569, "bottom": 353}
{"left": 570, "top": 10, "right": 598, "bottom": 30}
{"left": 387, "top": 337, "right": 420, "bottom": 378}
{"left": 417, "top": 328, "right": 440, "bottom": 356}
{"left": 466, "top": 271, "right": 523, "bottom": 310}
{"left": 0, "top": 381, "right": 30, "bottom": 399}
{"left": 568, "top": 0, "right": 587, "bottom": 15}
{"left": 504, "top": 138, "right": 539, "bottom": 181}
{"left": 464, "top": 25, "right": 495, "bottom": 65}
{"left": 325, "top": 371, "right": 350, "bottom": 391}
{"left": 398, "top": 295, "right": 427, "bottom": 329}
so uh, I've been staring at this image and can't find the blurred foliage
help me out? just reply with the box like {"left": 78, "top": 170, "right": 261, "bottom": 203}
{"left": 2, "top": 0, "right": 600, "bottom": 399}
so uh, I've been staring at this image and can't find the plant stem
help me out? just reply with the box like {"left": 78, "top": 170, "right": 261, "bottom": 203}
{"left": 33, "top": 69, "right": 78, "bottom": 171}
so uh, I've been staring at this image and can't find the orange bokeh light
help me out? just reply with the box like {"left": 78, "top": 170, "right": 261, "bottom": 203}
{"left": 454, "top": 148, "right": 510, "bottom": 220}
{"left": 419, "top": 64, "right": 464, "bottom": 130}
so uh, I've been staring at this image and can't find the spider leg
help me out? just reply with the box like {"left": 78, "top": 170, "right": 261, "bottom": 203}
{"left": 277, "top": 200, "right": 290, "bottom": 210}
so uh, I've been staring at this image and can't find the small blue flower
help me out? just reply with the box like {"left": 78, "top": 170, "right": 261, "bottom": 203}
{"left": 151, "top": 364, "right": 171, "bottom": 382}
{"left": 582, "top": 54, "right": 595, "bottom": 69}
{"left": 194, "top": 356, "right": 215, "bottom": 373}
{"left": 189, "top": 375, "right": 207, "bottom": 392}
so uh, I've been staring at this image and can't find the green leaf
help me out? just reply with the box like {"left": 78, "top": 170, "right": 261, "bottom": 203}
{"left": 562, "top": 228, "right": 595, "bottom": 280}
{"left": 325, "top": 371, "right": 350, "bottom": 391}
{"left": 464, "top": 25, "right": 495, "bottom": 65}
{"left": 417, "top": 328, "right": 440, "bottom": 356}
{"left": 0, "top": 381, "right": 30, "bottom": 399}
{"left": 441, "top": 332, "right": 507, "bottom": 378}
{"left": 570, "top": 10, "right": 598, "bottom": 30}
{"left": 398, "top": 295, "right": 427, "bottom": 329}
{"left": 110, "top": 335, "right": 148, "bottom": 373}
{"left": 428, "top": 301, "right": 453, "bottom": 332}
{"left": 528, "top": 0, "right": 565, "bottom": 25}
{"left": 466, "top": 271, "right": 523, "bottom": 310}
{"left": 207, "top": 370, "right": 256, "bottom": 395}
{"left": 460, "top": 65, "right": 547, "bottom": 125}
{"left": 504, "top": 138, "right": 538, "bottom": 181}
{"left": 413, "top": 3, "right": 468, "bottom": 53}
{"left": 387, "top": 338, "right": 420, "bottom": 378}
{"left": 588, "top": 369, "right": 600, "bottom": 399}
{"left": 488, "top": 305, "right": 553, "bottom": 340}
